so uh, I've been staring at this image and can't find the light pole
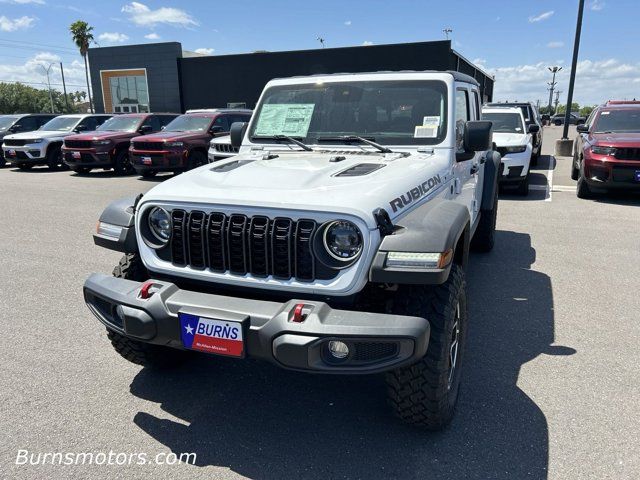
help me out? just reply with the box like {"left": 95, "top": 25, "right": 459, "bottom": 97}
{"left": 563, "top": 0, "right": 585, "bottom": 139}
{"left": 39, "top": 62, "right": 55, "bottom": 113}
{"left": 443, "top": 28, "right": 453, "bottom": 40}
{"left": 547, "top": 66, "right": 562, "bottom": 114}
{"left": 554, "top": 90, "right": 562, "bottom": 113}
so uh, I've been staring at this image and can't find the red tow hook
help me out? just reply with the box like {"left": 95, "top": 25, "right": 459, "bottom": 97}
{"left": 291, "top": 303, "right": 307, "bottom": 323}
{"left": 139, "top": 281, "right": 156, "bottom": 300}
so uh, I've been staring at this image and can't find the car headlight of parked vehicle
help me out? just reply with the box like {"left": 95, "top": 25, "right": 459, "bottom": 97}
{"left": 591, "top": 146, "right": 617, "bottom": 156}
{"left": 504, "top": 145, "right": 527, "bottom": 153}
{"left": 147, "top": 207, "right": 171, "bottom": 244}
{"left": 322, "top": 220, "right": 363, "bottom": 262}
{"left": 92, "top": 139, "right": 111, "bottom": 146}
{"left": 28, "top": 138, "right": 43, "bottom": 144}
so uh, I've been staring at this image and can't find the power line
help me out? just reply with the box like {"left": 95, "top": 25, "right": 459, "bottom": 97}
{"left": 0, "top": 37, "right": 77, "bottom": 52}
{"left": 0, "top": 79, "right": 87, "bottom": 88}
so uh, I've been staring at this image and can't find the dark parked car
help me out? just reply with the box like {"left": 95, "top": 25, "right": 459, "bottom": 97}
{"left": 486, "top": 102, "right": 543, "bottom": 163}
{"left": 572, "top": 100, "right": 640, "bottom": 198}
{"left": 129, "top": 109, "right": 251, "bottom": 177}
{"left": 62, "top": 113, "right": 178, "bottom": 175}
{"left": 552, "top": 112, "right": 586, "bottom": 126}
{"left": 0, "top": 114, "right": 57, "bottom": 166}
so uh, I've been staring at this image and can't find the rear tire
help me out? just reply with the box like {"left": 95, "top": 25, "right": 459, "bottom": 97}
{"left": 386, "top": 265, "right": 468, "bottom": 430}
{"left": 186, "top": 150, "right": 207, "bottom": 171}
{"left": 113, "top": 149, "right": 133, "bottom": 176}
{"left": 471, "top": 182, "right": 498, "bottom": 252}
{"left": 108, "top": 253, "right": 189, "bottom": 368}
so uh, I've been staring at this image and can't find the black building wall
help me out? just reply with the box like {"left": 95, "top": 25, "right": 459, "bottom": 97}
{"left": 88, "top": 42, "right": 183, "bottom": 113}
{"left": 179, "top": 40, "right": 493, "bottom": 110}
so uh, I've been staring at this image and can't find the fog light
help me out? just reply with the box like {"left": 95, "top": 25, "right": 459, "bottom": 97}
{"left": 328, "top": 340, "right": 349, "bottom": 359}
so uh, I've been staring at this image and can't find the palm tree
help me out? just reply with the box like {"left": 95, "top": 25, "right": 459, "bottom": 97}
{"left": 69, "top": 21, "right": 94, "bottom": 113}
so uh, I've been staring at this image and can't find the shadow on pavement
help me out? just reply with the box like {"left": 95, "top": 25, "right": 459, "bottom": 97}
{"left": 128, "top": 230, "right": 574, "bottom": 479}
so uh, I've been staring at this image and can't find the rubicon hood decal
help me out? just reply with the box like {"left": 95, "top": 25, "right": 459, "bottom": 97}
{"left": 389, "top": 174, "right": 442, "bottom": 213}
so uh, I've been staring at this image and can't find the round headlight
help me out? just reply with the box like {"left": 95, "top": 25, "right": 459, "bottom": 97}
{"left": 148, "top": 207, "right": 171, "bottom": 242}
{"left": 323, "top": 220, "right": 363, "bottom": 261}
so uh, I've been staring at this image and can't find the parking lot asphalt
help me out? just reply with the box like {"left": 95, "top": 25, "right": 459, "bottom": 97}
{"left": 0, "top": 125, "right": 638, "bottom": 480}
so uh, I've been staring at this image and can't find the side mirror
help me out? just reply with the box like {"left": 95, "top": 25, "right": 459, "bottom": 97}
{"left": 139, "top": 125, "right": 153, "bottom": 134}
{"left": 576, "top": 124, "right": 589, "bottom": 133}
{"left": 230, "top": 122, "right": 248, "bottom": 148}
{"left": 160, "top": 125, "right": 166, "bottom": 130}
{"left": 210, "top": 125, "right": 224, "bottom": 135}
{"left": 8, "top": 124, "right": 20, "bottom": 133}
{"left": 75, "top": 125, "right": 87, "bottom": 133}
{"left": 528, "top": 124, "right": 540, "bottom": 134}
{"left": 456, "top": 121, "right": 492, "bottom": 162}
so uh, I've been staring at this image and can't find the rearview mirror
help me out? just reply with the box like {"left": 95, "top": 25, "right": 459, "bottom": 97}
{"left": 230, "top": 122, "right": 248, "bottom": 148}
{"left": 528, "top": 124, "right": 540, "bottom": 134}
{"left": 139, "top": 125, "right": 152, "bottom": 134}
{"left": 576, "top": 124, "right": 589, "bottom": 133}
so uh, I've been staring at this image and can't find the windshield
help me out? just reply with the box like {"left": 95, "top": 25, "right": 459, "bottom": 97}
{"left": 482, "top": 112, "right": 525, "bottom": 133}
{"left": 0, "top": 116, "right": 18, "bottom": 131}
{"left": 97, "top": 116, "right": 143, "bottom": 132}
{"left": 249, "top": 80, "right": 448, "bottom": 146}
{"left": 164, "top": 115, "right": 212, "bottom": 132}
{"left": 40, "top": 116, "right": 80, "bottom": 132}
{"left": 593, "top": 109, "right": 640, "bottom": 133}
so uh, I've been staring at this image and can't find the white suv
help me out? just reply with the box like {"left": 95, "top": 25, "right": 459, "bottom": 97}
{"left": 482, "top": 106, "right": 538, "bottom": 195}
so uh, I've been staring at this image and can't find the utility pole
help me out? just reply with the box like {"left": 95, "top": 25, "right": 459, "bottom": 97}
{"left": 443, "top": 28, "right": 453, "bottom": 40}
{"left": 563, "top": 0, "right": 585, "bottom": 139}
{"left": 39, "top": 63, "right": 55, "bottom": 113}
{"left": 554, "top": 90, "right": 562, "bottom": 113}
{"left": 547, "top": 66, "right": 562, "bottom": 114}
{"left": 59, "top": 62, "right": 70, "bottom": 112}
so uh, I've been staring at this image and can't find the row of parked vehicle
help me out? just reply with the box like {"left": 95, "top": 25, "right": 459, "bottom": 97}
{"left": 0, "top": 109, "right": 252, "bottom": 177}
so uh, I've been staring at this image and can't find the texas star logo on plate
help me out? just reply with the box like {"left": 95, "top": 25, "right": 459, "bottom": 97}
{"left": 142, "top": 156, "right": 152, "bottom": 165}
{"left": 179, "top": 313, "right": 244, "bottom": 357}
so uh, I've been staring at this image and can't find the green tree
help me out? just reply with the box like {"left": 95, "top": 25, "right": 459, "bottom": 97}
{"left": 69, "top": 20, "right": 94, "bottom": 113}
{"left": 556, "top": 102, "right": 581, "bottom": 115}
{"left": 0, "top": 82, "right": 81, "bottom": 114}
{"left": 579, "top": 105, "right": 596, "bottom": 117}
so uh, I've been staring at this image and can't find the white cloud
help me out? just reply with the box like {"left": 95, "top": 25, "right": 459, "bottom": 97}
{"left": 362, "top": 41, "right": 374, "bottom": 46}
{"left": 194, "top": 48, "right": 214, "bottom": 55}
{"left": 122, "top": 2, "right": 198, "bottom": 28}
{"left": 344, "top": 20, "right": 351, "bottom": 26}
{"left": 98, "top": 32, "right": 129, "bottom": 44}
{"left": 0, "top": 51, "right": 89, "bottom": 93}
{"left": 0, "top": 15, "right": 35, "bottom": 31}
{"left": 529, "top": 10, "right": 554, "bottom": 23}
{"left": 484, "top": 58, "right": 640, "bottom": 105}
{"left": 590, "top": 0, "right": 605, "bottom": 11}
{"left": 547, "top": 41, "right": 564, "bottom": 48}
{"left": 144, "top": 32, "right": 160, "bottom": 40}
{"left": 0, "top": 0, "right": 45, "bottom": 4}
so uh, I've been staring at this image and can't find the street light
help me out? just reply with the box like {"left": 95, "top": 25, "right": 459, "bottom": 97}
{"left": 39, "top": 62, "right": 55, "bottom": 113}
{"left": 547, "top": 66, "right": 562, "bottom": 114}
{"left": 443, "top": 28, "right": 453, "bottom": 40}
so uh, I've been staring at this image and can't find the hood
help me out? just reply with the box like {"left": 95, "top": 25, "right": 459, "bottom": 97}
{"left": 141, "top": 149, "right": 454, "bottom": 228}
{"left": 492, "top": 132, "right": 529, "bottom": 147}
{"left": 3, "top": 130, "right": 75, "bottom": 140}
{"left": 68, "top": 130, "right": 135, "bottom": 141}
{"left": 592, "top": 132, "right": 640, "bottom": 146}
{"left": 132, "top": 131, "right": 207, "bottom": 143}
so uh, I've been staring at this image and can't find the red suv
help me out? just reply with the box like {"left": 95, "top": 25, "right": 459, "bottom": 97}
{"left": 572, "top": 101, "right": 640, "bottom": 198}
{"left": 129, "top": 109, "right": 251, "bottom": 177}
{"left": 62, "top": 113, "right": 178, "bottom": 175}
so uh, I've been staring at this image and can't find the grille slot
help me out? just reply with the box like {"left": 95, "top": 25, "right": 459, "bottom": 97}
{"left": 615, "top": 148, "right": 640, "bottom": 161}
{"left": 3, "top": 139, "right": 29, "bottom": 146}
{"left": 64, "top": 139, "right": 92, "bottom": 148}
{"left": 168, "top": 210, "right": 320, "bottom": 281}
{"left": 353, "top": 342, "right": 399, "bottom": 362}
{"left": 133, "top": 141, "right": 165, "bottom": 151}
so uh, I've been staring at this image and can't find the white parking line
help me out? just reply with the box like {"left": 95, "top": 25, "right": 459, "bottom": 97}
{"left": 545, "top": 157, "right": 555, "bottom": 202}
{"left": 552, "top": 185, "right": 576, "bottom": 192}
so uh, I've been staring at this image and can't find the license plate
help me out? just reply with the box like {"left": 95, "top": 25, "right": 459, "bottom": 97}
{"left": 635, "top": 170, "right": 640, "bottom": 182}
{"left": 72, "top": 151, "right": 81, "bottom": 159}
{"left": 8, "top": 149, "right": 15, "bottom": 157}
{"left": 142, "top": 156, "right": 152, "bottom": 165}
{"left": 179, "top": 312, "right": 244, "bottom": 357}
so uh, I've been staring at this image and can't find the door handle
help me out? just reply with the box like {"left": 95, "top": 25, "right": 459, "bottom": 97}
{"left": 470, "top": 164, "right": 479, "bottom": 175}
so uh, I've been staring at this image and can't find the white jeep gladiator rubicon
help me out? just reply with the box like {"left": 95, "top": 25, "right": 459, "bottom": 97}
{"left": 84, "top": 71, "right": 500, "bottom": 429}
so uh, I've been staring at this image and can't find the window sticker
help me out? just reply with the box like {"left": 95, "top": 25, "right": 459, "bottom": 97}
{"left": 601, "top": 111, "right": 610, "bottom": 115}
{"left": 414, "top": 116, "right": 440, "bottom": 138}
{"left": 254, "top": 104, "right": 315, "bottom": 137}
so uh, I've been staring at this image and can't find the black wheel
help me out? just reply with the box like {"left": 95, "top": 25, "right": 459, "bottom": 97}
{"left": 186, "top": 150, "right": 207, "bottom": 170}
{"left": 576, "top": 173, "right": 592, "bottom": 199}
{"left": 530, "top": 147, "right": 540, "bottom": 166}
{"left": 108, "top": 253, "right": 189, "bottom": 368}
{"left": 46, "top": 145, "right": 64, "bottom": 170}
{"left": 515, "top": 174, "right": 529, "bottom": 196}
{"left": 386, "top": 265, "right": 468, "bottom": 429}
{"left": 571, "top": 154, "right": 580, "bottom": 181}
{"left": 0, "top": 156, "right": 6, "bottom": 168}
{"left": 18, "top": 163, "right": 32, "bottom": 170}
{"left": 554, "top": 120, "right": 562, "bottom": 126}
{"left": 471, "top": 183, "right": 498, "bottom": 252}
{"left": 113, "top": 149, "right": 133, "bottom": 176}
{"left": 140, "top": 170, "right": 157, "bottom": 178}
{"left": 73, "top": 167, "right": 91, "bottom": 175}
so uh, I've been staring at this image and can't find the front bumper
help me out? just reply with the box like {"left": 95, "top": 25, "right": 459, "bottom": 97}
{"left": 498, "top": 148, "right": 531, "bottom": 183}
{"left": 584, "top": 157, "right": 640, "bottom": 189}
{"left": 2, "top": 145, "right": 46, "bottom": 164}
{"left": 83, "top": 273, "right": 430, "bottom": 374}
{"left": 62, "top": 148, "right": 113, "bottom": 168}
{"left": 131, "top": 150, "right": 186, "bottom": 171}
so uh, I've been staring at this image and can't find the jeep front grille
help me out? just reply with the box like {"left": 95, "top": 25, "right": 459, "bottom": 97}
{"left": 214, "top": 144, "right": 239, "bottom": 154}
{"left": 614, "top": 148, "right": 640, "bottom": 161}
{"left": 169, "top": 210, "right": 318, "bottom": 281}
{"left": 132, "top": 141, "right": 165, "bottom": 151}
{"left": 64, "top": 139, "right": 92, "bottom": 148}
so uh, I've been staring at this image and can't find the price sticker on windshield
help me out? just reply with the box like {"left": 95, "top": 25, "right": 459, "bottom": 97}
{"left": 254, "top": 104, "right": 315, "bottom": 137}
{"left": 415, "top": 116, "right": 440, "bottom": 138}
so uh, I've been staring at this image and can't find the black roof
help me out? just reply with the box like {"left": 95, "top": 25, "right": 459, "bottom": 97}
{"left": 273, "top": 70, "right": 480, "bottom": 86}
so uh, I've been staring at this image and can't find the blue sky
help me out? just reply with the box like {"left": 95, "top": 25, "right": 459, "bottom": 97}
{"left": 0, "top": 0, "right": 638, "bottom": 105}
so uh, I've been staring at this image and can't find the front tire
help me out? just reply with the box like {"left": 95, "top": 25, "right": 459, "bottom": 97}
{"left": 113, "top": 149, "right": 133, "bottom": 176}
{"left": 73, "top": 167, "right": 90, "bottom": 174}
{"left": 386, "top": 265, "right": 468, "bottom": 429}
{"left": 471, "top": 182, "right": 498, "bottom": 252}
{"left": 140, "top": 170, "right": 157, "bottom": 178}
{"left": 46, "top": 145, "right": 64, "bottom": 170}
{"left": 17, "top": 163, "right": 32, "bottom": 170}
{"left": 108, "top": 253, "right": 189, "bottom": 368}
{"left": 515, "top": 174, "right": 530, "bottom": 196}
{"left": 576, "top": 174, "right": 592, "bottom": 199}
{"left": 571, "top": 154, "right": 580, "bottom": 181}
{"left": 186, "top": 150, "right": 207, "bottom": 171}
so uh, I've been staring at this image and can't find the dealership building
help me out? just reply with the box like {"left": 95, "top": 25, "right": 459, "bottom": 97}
{"left": 87, "top": 40, "right": 494, "bottom": 114}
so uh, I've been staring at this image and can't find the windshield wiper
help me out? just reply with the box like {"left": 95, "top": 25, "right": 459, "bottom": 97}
{"left": 317, "top": 135, "right": 393, "bottom": 153}
{"left": 253, "top": 134, "right": 313, "bottom": 151}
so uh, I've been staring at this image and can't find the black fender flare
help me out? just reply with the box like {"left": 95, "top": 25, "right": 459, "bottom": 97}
{"left": 369, "top": 200, "right": 470, "bottom": 285}
{"left": 481, "top": 150, "right": 501, "bottom": 211}
{"left": 93, "top": 195, "right": 139, "bottom": 253}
